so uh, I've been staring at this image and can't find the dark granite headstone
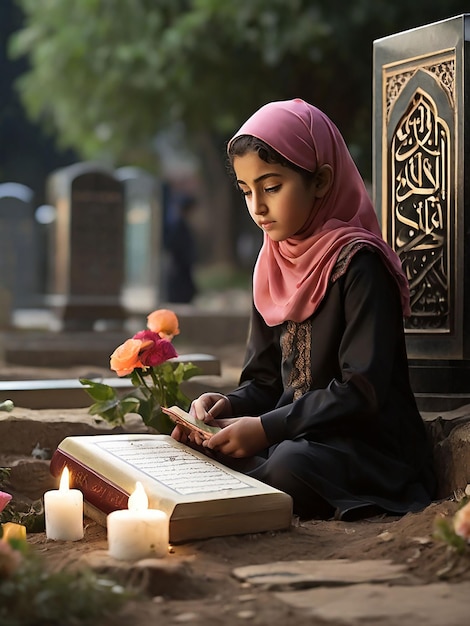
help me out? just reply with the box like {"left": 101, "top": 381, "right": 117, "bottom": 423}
{"left": 47, "top": 163, "right": 126, "bottom": 330}
{"left": 115, "top": 166, "right": 163, "bottom": 311}
{"left": 373, "top": 14, "right": 470, "bottom": 409}
{"left": 0, "top": 182, "right": 39, "bottom": 308}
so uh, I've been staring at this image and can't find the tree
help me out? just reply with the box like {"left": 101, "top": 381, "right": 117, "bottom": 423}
{"left": 9, "top": 0, "right": 470, "bottom": 265}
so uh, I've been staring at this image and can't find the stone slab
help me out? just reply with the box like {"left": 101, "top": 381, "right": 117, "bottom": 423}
{"left": 275, "top": 581, "right": 470, "bottom": 626}
{"left": 422, "top": 405, "right": 470, "bottom": 499}
{"left": 233, "top": 559, "right": 413, "bottom": 590}
{"left": 79, "top": 551, "right": 202, "bottom": 598}
{"left": 0, "top": 407, "right": 148, "bottom": 456}
{"left": 0, "top": 353, "right": 221, "bottom": 409}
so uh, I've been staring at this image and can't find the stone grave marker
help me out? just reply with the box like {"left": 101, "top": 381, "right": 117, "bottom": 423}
{"left": 0, "top": 182, "right": 39, "bottom": 309}
{"left": 47, "top": 162, "right": 126, "bottom": 330}
{"left": 373, "top": 14, "right": 470, "bottom": 410}
{"left": 115, "top": 166, "right": 163, "bottom": 311}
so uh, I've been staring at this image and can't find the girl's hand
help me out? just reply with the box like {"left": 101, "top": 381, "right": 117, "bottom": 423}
{"left": 170, "top": 423, "right": 189, "bottom": 443}
{"left": 190, "top": 393, "right": 232, "bottom": 421}
{"left": 203, "top": 416, "right": 268, "bottom": 458}
{"left": 186, "top": 393, "right": 232, "bottom": 446}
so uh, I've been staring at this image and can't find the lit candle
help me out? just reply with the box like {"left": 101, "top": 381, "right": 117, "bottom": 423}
{"left": 107, "top": 481, "right": 169, "bottom": 561}
{"left": 44, "top": 467, "right": 84, "bottom": 541}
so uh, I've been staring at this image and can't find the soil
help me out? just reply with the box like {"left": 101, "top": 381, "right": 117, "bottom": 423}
{"left": 26, "top": 499, "right": 470, "bottom": 626}
{"left": 2, "top": 351, "right": 470, "bottom": 625}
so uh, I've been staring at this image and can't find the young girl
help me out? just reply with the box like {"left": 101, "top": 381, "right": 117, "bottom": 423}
{"left": 172, "top": 98, "right": 436, "bottom": 520}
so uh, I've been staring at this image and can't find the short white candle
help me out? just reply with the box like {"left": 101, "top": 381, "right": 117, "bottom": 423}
{"left": 107, "top": 481, "right": 169, "bottom": 561}
{"left": 44, "top": 466, "right": 84, "bottom": 541}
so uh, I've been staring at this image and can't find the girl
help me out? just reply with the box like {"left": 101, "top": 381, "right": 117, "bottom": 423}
{"left": 172, "top": 98, "right": 436, "bottom": 520}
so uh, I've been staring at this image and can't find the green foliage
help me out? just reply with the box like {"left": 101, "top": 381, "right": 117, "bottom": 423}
{"left": 0, "top": 467, "right": 10, "bottom": 487}
{"left": 80, "top": 361, "right": 200, "bottom": 433}
{"left": 9, "top": 0, "right": 468, "bottom": 172}
{"left": 0, "top": 543, "right": 133, "bottom": 626}
{"left": 1, "top": 499, "right": 45, "bottom": 533}
{"left": 80, "top": 378, "right": 141, "bottom": 425}
{"left": 1, "top": 468, "right": 45, "bottom": 532}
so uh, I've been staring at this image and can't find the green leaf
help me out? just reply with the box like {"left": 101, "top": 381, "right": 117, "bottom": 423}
{"left": 181, "top": 362, "right": 201, "bottom": 381}
{"left": 88, "top": 398, "right": 121, "bottom": 415}
{"left": 146, "top": 408, "right": 175, "bottom": 435}
{"left": 4, "top": 499, "right": 46, "bottom": 533}
{"left": 130, "top": 369, "right": 145, "bottom": 387}
{"left": 119, "top": 397, "right": 141, "bottom": 415}
{"left": 79, "top": 378, "right": 117, "bottom": 402}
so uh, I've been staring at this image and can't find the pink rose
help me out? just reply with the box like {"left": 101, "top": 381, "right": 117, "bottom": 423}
{"left": 133, "top": 330, "right": 178, "bottom": 367}
{"left": 0, "top": 491, "right": 12, "bottom": 513}
{"left": 453, "top": 501, "right": 470, "bottom": 541}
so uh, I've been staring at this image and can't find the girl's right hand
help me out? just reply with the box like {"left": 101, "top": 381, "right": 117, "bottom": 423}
{"left": 188, "top": 393, "right": 232, "bottom": 446}
{"left": 190, "top": 393, "right": 232, "bottom": 422}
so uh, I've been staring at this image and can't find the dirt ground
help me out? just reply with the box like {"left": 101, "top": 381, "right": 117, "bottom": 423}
{"left": 2, "top": 351, "right": 470, "bottom": 624}
{"left": 24, "top": 498, "right": 470, "bottom": 626}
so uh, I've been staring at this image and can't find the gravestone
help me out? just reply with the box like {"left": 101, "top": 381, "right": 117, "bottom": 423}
{"left": 47, "top": 163, "right": 126, "bottom": 330}
{"left": 115, "top": 166, "right": 163, "bottom": 311}
{"left": 373, "top": 14, "right": 470, "bottom": 409}
{"left": 0, "top": 182, "right": 39, "bottom": 308}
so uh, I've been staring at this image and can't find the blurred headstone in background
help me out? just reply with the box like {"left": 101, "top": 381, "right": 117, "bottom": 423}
{"left": 46, "top": 162, "right": 126, "bottom": 330}
{"left": 0, "top": 182, "right": 39, "bottom": 309}
{"left": 115, "top": 166, "right": 163, "bottom": 312}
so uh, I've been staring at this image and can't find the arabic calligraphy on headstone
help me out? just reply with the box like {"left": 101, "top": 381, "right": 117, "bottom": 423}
{"left": 391, "top": 90, "right": 450, "bottom": 329}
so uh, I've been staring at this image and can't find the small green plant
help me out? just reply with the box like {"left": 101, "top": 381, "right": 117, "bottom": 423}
{"left": 0, "top": 540, "right": 133, "bottom": 626}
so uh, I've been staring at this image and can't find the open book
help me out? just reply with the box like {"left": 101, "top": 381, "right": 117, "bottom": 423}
{"left": 50, "top": 434, "right": 293, "bottom": 543}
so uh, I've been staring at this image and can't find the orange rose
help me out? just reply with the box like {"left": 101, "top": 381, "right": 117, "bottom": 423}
{"left": 110, "top": 338, "right": 146, "bottom": 376}
{"left": 147, "top": 309, "right": 180, "bottom": 340}
{"left": 454, "top": 501, "right": 470, "bottom": 541}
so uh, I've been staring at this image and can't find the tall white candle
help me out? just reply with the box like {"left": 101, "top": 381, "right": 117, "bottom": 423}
{"left": 44, "top": 467, "right": 84, "bottom": 541}
{"left": 107, "top": 481, "right": 169, "bottom": 561}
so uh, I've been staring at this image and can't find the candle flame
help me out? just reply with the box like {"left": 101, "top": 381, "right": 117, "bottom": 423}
{"left": 59, "top": 466, "right": 70, "bottom": 491}
{"left": 128, "top": 481, "right": 149, "bottom": 511}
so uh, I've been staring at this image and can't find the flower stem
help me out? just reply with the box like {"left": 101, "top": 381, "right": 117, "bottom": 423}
{"left": 135, "top": 370, "right": 153, "bottom": 397}
{"left": 149, "top": 367, "right": 166, "bottom": 407}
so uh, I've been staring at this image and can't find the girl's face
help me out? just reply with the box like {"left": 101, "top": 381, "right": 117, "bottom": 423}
{"left": 233, "top": 151, "right": 319, "bottom": 242}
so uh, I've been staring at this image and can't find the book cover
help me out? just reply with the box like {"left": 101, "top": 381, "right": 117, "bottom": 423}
{"left": 161, "top": 405, "right": 221, "bottom": 439}
{"left": 50, "top": 434, "right": 293, "bottom": 543}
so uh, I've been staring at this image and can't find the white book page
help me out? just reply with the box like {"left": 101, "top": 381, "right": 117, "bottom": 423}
{"left": 96, "top": 439, "right": 252, "bottom": 496}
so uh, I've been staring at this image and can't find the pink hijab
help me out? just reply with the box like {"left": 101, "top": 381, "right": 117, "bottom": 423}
{"left": 228, "top": 99, "right": 410, "bottom": 326}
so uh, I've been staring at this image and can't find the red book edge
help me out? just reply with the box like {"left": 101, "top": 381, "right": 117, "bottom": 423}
{"left": 50, "top": 448, "right": 129, "bottom": 515}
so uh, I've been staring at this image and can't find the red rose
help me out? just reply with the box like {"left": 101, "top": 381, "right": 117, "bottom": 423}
{"left": 133, "top": 330, "right": 178, "bottom": 367}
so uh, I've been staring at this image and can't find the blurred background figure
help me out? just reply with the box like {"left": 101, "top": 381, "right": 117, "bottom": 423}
{"left": 164, "top": 194, "right": 198, "bottom": 304}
